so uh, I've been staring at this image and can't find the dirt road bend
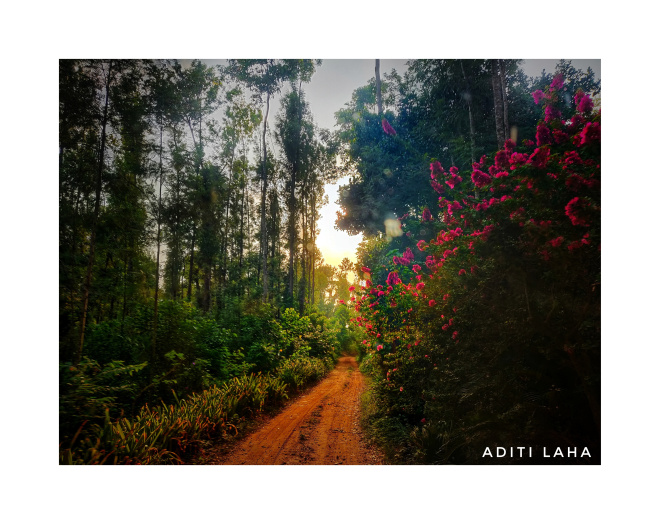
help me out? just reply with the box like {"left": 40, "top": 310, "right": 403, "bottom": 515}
{"left": 211, "top": 356, "right": 384, "bottom": 465}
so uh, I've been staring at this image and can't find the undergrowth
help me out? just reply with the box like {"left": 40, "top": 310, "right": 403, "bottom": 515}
{"left": 60, "top": 354, "right": 334, "bottom": 465}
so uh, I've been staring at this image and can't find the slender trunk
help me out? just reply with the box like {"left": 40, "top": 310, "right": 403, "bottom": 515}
{"left": 499, "top": 59, "right": 510, "bottom": 141}
{"left": 299, "top": 192, "right": 306, "bottom": 313}
{"left": 310, "top": 193, "right": 317, "bottom": 305}
{"left": 288, "top": 170, "right": 296, "bottom": 303}
{"left": 188, "top": 227, "right": 196, "bottom": 301}
{"left": 260, "top": 91, "right": 270, "bottom": 302}
{"left": 152, "top": 125, "right": 164, "bottom": 361}
{"left": 239, "top": 175, "right": 245, "bottom": 272}
{"left": 491, "top": 59, "right": 505, "bottom": 149}
{"left": 77, "top": 60, "right": 113, "bottom": 366}
{"left": 221, "top": 146, "right": 236, "bottom": 302}
{"left": 375, "top": 59, "right": 383, "bottom": 116}
{"left": 460, "top": 60, "right": 477, "bottom": 165}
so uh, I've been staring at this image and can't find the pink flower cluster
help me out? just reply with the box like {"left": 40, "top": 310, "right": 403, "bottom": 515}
{"left": 386, "top": 271, "right": 402, "bottom": 286}
{"left": 579, "top": 122, "right": 600, "bottom": 146}
{"left": 430, "top": 161, "right": 445, "bottom": 179}
{"left": 382, "top": 118, "right": 396, "bottom": 136}
{"left": 536, "top": 124, "right": 552, "bottom": 146}
{"left": 445, "top": 173, "right": 463, "bottom": 189}
{"left": 471, "top": 169, "right": 492, "bottom": 188}
{"left": 528, "top": 147, "right": 550, "bottom": 168}
{"left": 565, "top": 197, "right": 590, "bottom": 227}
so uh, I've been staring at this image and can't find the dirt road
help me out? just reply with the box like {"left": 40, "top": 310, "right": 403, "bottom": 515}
{"left": 208, "top": 356, "right": 384, "bottom": 465}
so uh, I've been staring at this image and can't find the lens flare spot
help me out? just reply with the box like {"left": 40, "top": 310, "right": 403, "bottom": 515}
{"left": 510, "top": 125, "right": 518, "bottom": 145}
{"left": 384, "top": 218, "right": 403, "bottom": 239}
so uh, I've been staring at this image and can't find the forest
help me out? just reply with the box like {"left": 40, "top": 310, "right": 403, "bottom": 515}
{"left": 59, "top": 58, "right": 600, "bottom": 465}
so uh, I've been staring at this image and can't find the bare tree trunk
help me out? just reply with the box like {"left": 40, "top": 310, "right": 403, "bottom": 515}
{"left": 221, "top": 145, "right": 236, "bottom": 306}
{"left": 77, "top": 60, "right": 113, "bottom": 366}
{"left": 460, "top": 60, "right": 477, "bottom": 165}
{"left": 239, "top": 175, "right": 245, "bottom": 273}
{"left": 491, "top": 59, "right": 505, "bottom": 149}
{"left": 375, "top": 59, "right": 383, "bottom": 116}
{"left": 188, "top": 227, "right": 196, "bottom": 301}
{"left": 499, "top": 59, "right": 510, "bottom": 141}
{"left": 152, "top": 125, "right": 164, "bottom": 362}
{"left": 288, "top": 165, "right": 296, "bottom": 304}
{"left": 261, "top": 92, "right": 270, "bottom": 302}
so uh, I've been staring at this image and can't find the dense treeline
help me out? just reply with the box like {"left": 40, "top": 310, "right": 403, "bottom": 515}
{"left": 335, "top": 60, "right": 601, "bottom": 464}
{"left": 335, "top": 59, "right": 600, "bottom": 235}
{"left": 59, "top": 59, "right": 360, "bottom": 459}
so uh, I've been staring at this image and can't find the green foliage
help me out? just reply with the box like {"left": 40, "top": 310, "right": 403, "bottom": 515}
{"left": 60, "top": 351, "right": 333, "bottom": 465}
{"left": 59, "top": 358, "right": 147, "bottom": 442}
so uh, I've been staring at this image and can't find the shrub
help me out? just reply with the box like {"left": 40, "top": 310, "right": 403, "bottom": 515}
{"left": 352, "top": 77, "right": 600, "bottom": 464}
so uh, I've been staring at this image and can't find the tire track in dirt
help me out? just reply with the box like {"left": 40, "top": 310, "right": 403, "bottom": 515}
{"left": 211, "top": 356, "right": 384, "bottom": 465}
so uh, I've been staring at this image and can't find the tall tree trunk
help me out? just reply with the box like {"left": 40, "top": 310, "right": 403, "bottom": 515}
{"left": 188, "top": 227, "right": 196, "bottom": 301}
{"left": 77, "top": 60, "right": 113, "bottom": 366}
{"left": 288, "top": 167, "right": 297, "bottom": 304}
{"left": 499, "top": 59, "right": 510, "bottom": 141}
{"left": 239, "top": 175, "right": 245, "bottom": 273}
{"left": 460, "top": 60, "right": 477, "bottom": 165}
{"left": 375, "top": 59, "right": 383, "bottom": 116}
{"left": 299, "top": 192, "right": 307, "bottom": 313}
{"left": 491, "top": 59, "right": 505, "bottom": 149}
{"left": 221, "top": 145, "right": 236, "bottom": 307}
{"left": 152, "top": 125, "right": 164, "bottom": 362}
{"left": 260, "top": 91, "right": 270, "bottom": 302}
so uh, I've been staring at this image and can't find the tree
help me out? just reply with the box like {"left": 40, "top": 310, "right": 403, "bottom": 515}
{"left": 226, "top": 59, "right": 320, "bottom": 301}
{"left": 75, "top": 59, "right": 116, "bottom": 366}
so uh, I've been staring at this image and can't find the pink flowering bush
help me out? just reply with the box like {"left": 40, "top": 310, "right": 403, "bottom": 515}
{"left": 353, "top": 76, "right": 600, "bottom": 464}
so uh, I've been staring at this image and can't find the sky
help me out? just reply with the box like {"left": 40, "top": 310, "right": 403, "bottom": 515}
{"left": 306, "top": 59, "right": 602, "bottom": 271}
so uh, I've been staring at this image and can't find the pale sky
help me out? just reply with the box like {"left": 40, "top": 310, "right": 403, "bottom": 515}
{"left": 306, "top": 60, "right": 409, "bottom": 269}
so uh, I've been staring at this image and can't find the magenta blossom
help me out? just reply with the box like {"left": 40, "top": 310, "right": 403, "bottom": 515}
{"left": 494, "top": 150, "right": 510, "bottom": 170}
{"left": 422, "top": 207, "right": 432, "bottom": 222}
{"left": 578, "top": 94, "right": 594, "bottom": 114}
{"left": 544, "top": 105, "right": 562, "bottom": 123}
{"left": 565, "top": 197, "right": 590, "bottom": 226}
{"left": 532, "top": 90, "right": 545, "bottom": 105}
{"left": 430, "top": 161, "right": 444, "bottom": 179}
{"left": 386, "top": 271, "right": 402, "bottom": 286}
{"left": 528, "top": 147, "right": 550, "bottom": 168}
{"left": 382, "top": 118, "right": 396, "bottom": 136}
{"left": 447, "top": 201, "right": 463, "bottom": 215}
{"left": 549, "top": 73, "right": 564, "bottom": 91}
{"left": 471, "top": 169, "right": 492, "bottom": 188}
{"left": 579, "top": 122, "right": 600, "bottom": 145}
{"left": 536, "top": 124, "right": 552, "bottom": 146}
{"left": 548, "top": 236, "right": 565, "bottom": 247}
{"left": 445, "top": 174, "right": 463, "bottom": 189}
{"left": 431, "top": 180, "right": 445, "bottom": 195}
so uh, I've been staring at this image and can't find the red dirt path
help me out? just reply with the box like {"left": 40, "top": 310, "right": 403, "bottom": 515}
{"left": 205, "top": 356, "right": 384, "bottom": 465}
